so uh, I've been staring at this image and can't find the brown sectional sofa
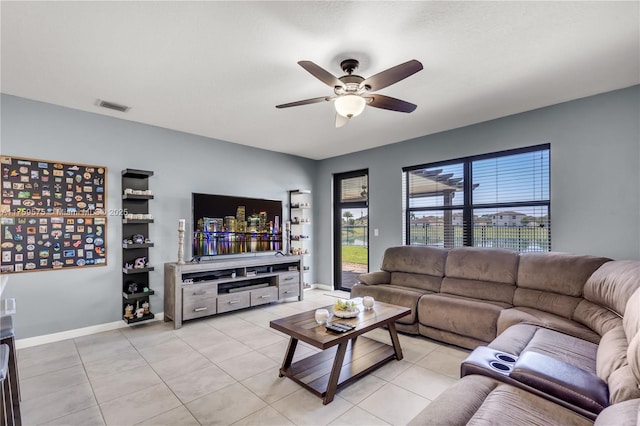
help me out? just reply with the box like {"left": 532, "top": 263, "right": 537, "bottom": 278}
{"left": 352, "top": 246, "right": 611, "bottom": 348}
{"left": 351, "top": 246, "right": 640, "bottom": 424}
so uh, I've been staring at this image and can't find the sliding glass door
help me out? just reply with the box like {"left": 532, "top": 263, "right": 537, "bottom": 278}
{"left": 333, "top": 170, "right": 368, "bottom": 291}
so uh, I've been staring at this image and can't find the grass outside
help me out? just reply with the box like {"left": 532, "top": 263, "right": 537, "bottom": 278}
{"left": 342, "top": 245, "right": 368, "bottom": 265}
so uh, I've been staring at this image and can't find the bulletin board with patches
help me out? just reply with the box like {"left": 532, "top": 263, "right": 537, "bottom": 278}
{"left": 0, "top": 155, "right": 108, "bottom": 273}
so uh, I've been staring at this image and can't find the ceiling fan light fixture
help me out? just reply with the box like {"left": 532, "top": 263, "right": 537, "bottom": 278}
{"left": 335, "top": 95, "right": 366, "bottom": 118}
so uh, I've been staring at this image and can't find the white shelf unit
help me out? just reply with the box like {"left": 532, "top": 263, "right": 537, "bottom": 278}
{"left": 288, "top": 189, "right": 312, "bottom": 289}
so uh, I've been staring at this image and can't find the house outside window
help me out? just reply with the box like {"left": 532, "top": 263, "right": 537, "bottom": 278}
{"left": 403, "top": 144, "right": 550, "bottom": 252}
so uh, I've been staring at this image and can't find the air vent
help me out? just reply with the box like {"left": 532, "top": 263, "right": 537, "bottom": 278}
{"left": 97, "top": 99, "right": 130, "bottom": 112}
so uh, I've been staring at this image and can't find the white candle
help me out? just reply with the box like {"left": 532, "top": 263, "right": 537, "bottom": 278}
{"left": 178, "top": 219, "right": 185, "bottom": 231}
{"left": 363, "top": 296, "right": 375, "bottom": 310}
{"left": 315, "top": 308, "right": 330, "bottom": 325}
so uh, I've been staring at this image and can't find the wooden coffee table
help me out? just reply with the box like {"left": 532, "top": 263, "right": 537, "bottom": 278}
{"left": 269, "top": 298, "right": 410, "bottom": 404}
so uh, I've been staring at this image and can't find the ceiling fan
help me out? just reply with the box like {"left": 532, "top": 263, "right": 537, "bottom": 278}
{"left": 276, "top": 58, "right": 423, "bottom": 127}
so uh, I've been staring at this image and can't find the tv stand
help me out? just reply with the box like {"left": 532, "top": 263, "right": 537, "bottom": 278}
{"left": 164, "top": 255, "right": 303, "bottom": 329}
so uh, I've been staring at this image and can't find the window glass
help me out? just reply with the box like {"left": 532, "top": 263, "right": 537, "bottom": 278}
{"left": 403, "top": 145, "right": 550, "bottom": 252}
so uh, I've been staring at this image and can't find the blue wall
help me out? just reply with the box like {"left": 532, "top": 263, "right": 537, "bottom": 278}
{"left": 1, "top": 94, "right": 316, "bottom": 338}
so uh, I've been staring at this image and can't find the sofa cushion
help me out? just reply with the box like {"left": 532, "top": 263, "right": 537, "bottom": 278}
{"left": 408, "top": 375, "right": 593, "bottom": 426}
{"left": 390, "top": 271, "right": 442, "bottom": 292}
{"left": 407, "top": 375, "right": 500, "bottom": 425}
{"left": 512, "top": 288, "right": 582, "bottom": 319}
{"left": 350, "top": 283, "right": 428, "bottom": 325}
{"left": 441, "top": 277, "right": 515, "bottom": 304}
{"left": 597, "top": 326, "right": 629, "bottom": 383}
{"left": 490, "top": 323, "right": 598, "bottom": 373}
{"left": 517, "top": 252, "right": 610, "bottom": 297}
{"left": 380, "top": 245, "right": 447, "bottom": 276}
{"left": 418, "top": 324, "right": 487, "bottom": 350}
{"left": 357, "top": 270, "right": 390, "bottom": 285}
{"left": 497, "top": 307, "right": 601, "bottom": 343}
{"left": 623, "top": 288, "right": 640, "bottom": 343}
{"left": 445, "top": 247, "right": 518, "bottom": 284}
{"left": 608, "top": 364, "right": 640, "bottom": 404}
{"left": 419, "top": 293, "right": 507, "bottom": 343}
{"left": 510, "top": 351, "right": 609, "bottom": 414}
{"left": 469, "top": 384, "right": 594, "bottom": 426}
{"left": 627, "top": 333, "right": 640, "bottom": 391}
{"left": 584, "top": 260, "right": 640, "bottom": 317}
{"left": 594, "top": 398, "right": 640, "bottom": 426}
{"left": 574, "top": 299, "right": 624, "bottom": 337}
{"left": 488, "top": 323, "right": 537, "bottom": 355}
{"left": 622, "top": 290, "right": 640, "bottom": 400}
{"left": 490, "top": 322, "right": 639, "bottom": 406}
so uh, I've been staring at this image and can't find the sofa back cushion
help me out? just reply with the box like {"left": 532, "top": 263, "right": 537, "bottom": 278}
{"left": 596, "top": 326, "right": 629, "bottom": 383}
{"left": 441, "top": 277, "right": 515, "bottom": 304}
{"left": 574, "top": 300, "right": 623, "bottom": 337}
{"left": 595, "top": 326, "right": 640, "bottom": 404}
{"left": 623, "top": 289, "right": 640, "bottom": 388}
{"left": 513, "top": 252, "right": 610, "bottom": 320}
{"left": 596, "top": 289, "right": 640, "bottom": 405}
{"left": 623, "top": 288, "right": 640, "bottom": 343}
{"left": 517, "top": 252, "right": 611, "bottom": 297}
{"left": 513, "top": 289, "right": 582, "bottom": 320}
{"left": 585, "top": 260, "right": 640, "bottom": 317}
{"left": 627, "top": 334, "right": 640, "bottom": 394}
{"left": 445, "top": 247, "right": 519, "bottom": 283}
{"left": 608, "top": 362, "right": 640, "bottom": 404}
{"left": 440, "top": 247, "right": 518, "bottom": 303}
{"left": 381, "top": 246, "right": 447, "bottom": 276}
{"left": 575, "top": 260, "right": 640, "bottom": 336}
{"left": 390, "top": 272, "right": 442, "bottom": 292}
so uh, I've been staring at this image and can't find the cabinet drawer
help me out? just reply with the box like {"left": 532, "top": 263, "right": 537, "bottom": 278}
{"left": 278, "top": 271, "right": 300, "bottom": 286}
{"left": 279, "top": 282, "right": 300, "bottom": 299}
{"left": 251, "top": 286, "right": 278, "bottom": 306}
{"left": 183, "top": 282, "right": 218, "bottom": 304}
{"left": 217, "top": 292, "right": 250, "bottom": 313}
{"left": 183, "top": 296, "right": 217, "bottom": 320}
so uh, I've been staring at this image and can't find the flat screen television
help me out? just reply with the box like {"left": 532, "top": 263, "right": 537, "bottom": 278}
{"left": 192, "top": 193, "right": 282, "bottom": 258}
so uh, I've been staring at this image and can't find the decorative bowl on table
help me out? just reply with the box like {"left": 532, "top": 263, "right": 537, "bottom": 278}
{"left": 332, "top": 299, "right": 360, "bottom": 318}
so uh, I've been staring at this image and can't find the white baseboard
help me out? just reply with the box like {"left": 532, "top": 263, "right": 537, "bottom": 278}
{"left": 314, "top": 284, "right": 333, "bottom": 291}
{"left": 16, "top": 312, "right": 164, "bottom": 349}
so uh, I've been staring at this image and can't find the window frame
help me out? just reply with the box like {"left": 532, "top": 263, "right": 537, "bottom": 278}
{"left": 403, "top": 144, "right": 550, "bottom": 250}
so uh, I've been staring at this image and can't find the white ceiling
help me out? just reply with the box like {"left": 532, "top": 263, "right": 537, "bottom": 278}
{"left": 1, "top": 1, "right": 638, "bottom": 160}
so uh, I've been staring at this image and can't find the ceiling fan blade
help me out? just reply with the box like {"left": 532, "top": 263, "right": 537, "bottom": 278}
{"left": 367, "top": 94, "right": 417, "bottom": 113}
{"left": 298, "top": 61, "right": 344, "bottom": 88}
{"left": 361, "top": 60, "right": 423, "bottom": 92}
{"left": 335, "top": 113, "right": 349, "bottom": 128}
{"left": 276, "top": 96, "right": 332, "bottom": 109}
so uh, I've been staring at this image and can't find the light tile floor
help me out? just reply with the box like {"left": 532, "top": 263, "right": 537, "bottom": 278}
{"left": 18, "top": 290, "right": 470, "bottom": 426}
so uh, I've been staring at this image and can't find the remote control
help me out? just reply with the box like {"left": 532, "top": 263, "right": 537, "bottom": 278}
{"left": 332, "top": 323, "right": 351, "bottom": 330}
{"left": 337, "top": 322, "right": 355, "bottom": 330}
{"left": 326, "top": 324, "right": 347, "bottom": 333}
{"left": 326, "top": 323, "right": 355, "bottom": 333}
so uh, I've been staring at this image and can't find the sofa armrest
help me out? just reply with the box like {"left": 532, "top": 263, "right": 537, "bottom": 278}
{"left": 511, "top": 350, "right": 609, "bottom": 414}
{"left": 357, "top": 271, "right": 390, "bottom": 285}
